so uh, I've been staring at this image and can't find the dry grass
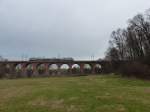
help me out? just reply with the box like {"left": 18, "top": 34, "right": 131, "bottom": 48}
{"left": 0, "top": 75, "right": 150, "bottom": 112}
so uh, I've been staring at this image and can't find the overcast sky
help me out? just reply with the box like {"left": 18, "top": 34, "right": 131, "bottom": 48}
{"left": 0, "top": 0, "right": 150, "bottom": 60}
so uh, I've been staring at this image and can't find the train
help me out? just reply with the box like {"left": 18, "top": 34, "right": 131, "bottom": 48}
{"left": 29, "top": 57, "right": 74, "bottom": 62}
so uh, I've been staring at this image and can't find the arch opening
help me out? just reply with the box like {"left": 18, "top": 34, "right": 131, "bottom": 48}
{"left": 26, "top": 64, "right": 34, "bottom": 77}
{"left": 83, "top": 64, "right": 92, "bottom": 74}
{"left": 95, "top": 64, "right": 102, "bottom": 74}
{"left": 37, "top": 64, "right": 46, "bottom": 75}
{"left": 15, "top": 64, "right": 23, "bottom": 77}
{"left": 5, "top": 64, "right": 11, "bottom": 74}
{"left": 60, "top": 64, "right": 70, "bottom": 74}
{"left": 49, "top": 64, "right": 59, "bottom": 75}
{"left": 72, "top": 64, "right": 80, "bottom": 74}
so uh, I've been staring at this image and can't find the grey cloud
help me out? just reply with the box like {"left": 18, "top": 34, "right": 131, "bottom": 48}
{"left": 0, "top": 0, "right": 149, "bottom": 60}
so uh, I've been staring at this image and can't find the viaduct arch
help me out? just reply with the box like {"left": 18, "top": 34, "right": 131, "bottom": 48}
{"left": 0, "top": 60, "right": 112, "bottom": 78}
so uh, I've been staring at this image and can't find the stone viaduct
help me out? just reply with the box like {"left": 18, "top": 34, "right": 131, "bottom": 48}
{"left": 0, "top": 60, "right": 112, "bottom": 78}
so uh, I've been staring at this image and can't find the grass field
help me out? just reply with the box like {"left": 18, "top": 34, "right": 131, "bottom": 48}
{"left": 0, "top": 74, "right": 150, "bottom": 112}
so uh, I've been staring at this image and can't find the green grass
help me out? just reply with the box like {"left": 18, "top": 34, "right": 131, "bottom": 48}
{"left": 0, "top": 74, "right": 150, "bottom": 112}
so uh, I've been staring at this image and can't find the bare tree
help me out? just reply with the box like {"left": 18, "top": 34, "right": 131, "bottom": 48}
{"left": 105, "top": 10, "right": 150, "bottom": 63}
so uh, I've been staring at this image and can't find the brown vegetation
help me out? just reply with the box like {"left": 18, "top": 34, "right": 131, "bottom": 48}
{"left": 105, "top": 9, "right": 150, "bottom": 79}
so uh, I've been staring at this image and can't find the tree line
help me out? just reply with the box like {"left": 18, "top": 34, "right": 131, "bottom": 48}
{"left": 104, "top": 9, "right": 150, "bottom": 79}
{"left": 105, "top": 9, "right": 150, "bottom": 64}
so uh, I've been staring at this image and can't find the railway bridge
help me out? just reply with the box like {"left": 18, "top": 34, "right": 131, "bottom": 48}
{"left": 0, "top": 60, "right": 112, "bottom": 78}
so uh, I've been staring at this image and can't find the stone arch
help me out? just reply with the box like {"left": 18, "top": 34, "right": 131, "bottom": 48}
{"left": 5, "top": 64, "right": 11, "bottom": 74}
{"left": 49, "top": 64, "right": 59, "bottom": 75}
{"left": 83, "top": 64, "right": 92, "bottom": 74}
{"left": 72, "top": 64, "right": 80, "bottom": 74}
{"left": 15, "top": 64, "right": 22, "bottom": 70}
{"left": 94, "top": 64, "right": 102, "bottom": 74}
{"left": 15, "top": 63, "right": 23, "bottom": 77}
{"left": 60, "top": 64, "right": 70, "bottom": 74}
{"left": 37, "top": 63, "right": 46, "bottom": 75}
{"left": 26, "top": 64, "right": 34, "bottom": 70}
{"left": 25, "top": 64, "right": 34, "bottom": 77}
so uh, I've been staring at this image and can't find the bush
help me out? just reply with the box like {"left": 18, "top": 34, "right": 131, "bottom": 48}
{"left": 119, "top": 62, "right": 150, "bottom": 79}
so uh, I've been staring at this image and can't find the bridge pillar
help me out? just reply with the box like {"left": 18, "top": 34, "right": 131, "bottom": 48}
{"left": 22, "top": 63, "right": 27, "bottom": 77}
{"left": 68, "top": 64, "right": 72, "bottom": 75}
{"left": 45, "top": 63, "right": 49, "bottom": 77}
{"left": 80, "top": 63, "right": 84, "bottom": 74}
{"left": 91, "top": 64, "right": 96, "bottom": 74}
{"left": 7, "top": 63, "right": 15, "bottom": 78}
{"left": 32, "top": 63, "right": 38, "bottom": 77}
{"left": 57, "top": 63, "right": 62, "bottom": 75}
